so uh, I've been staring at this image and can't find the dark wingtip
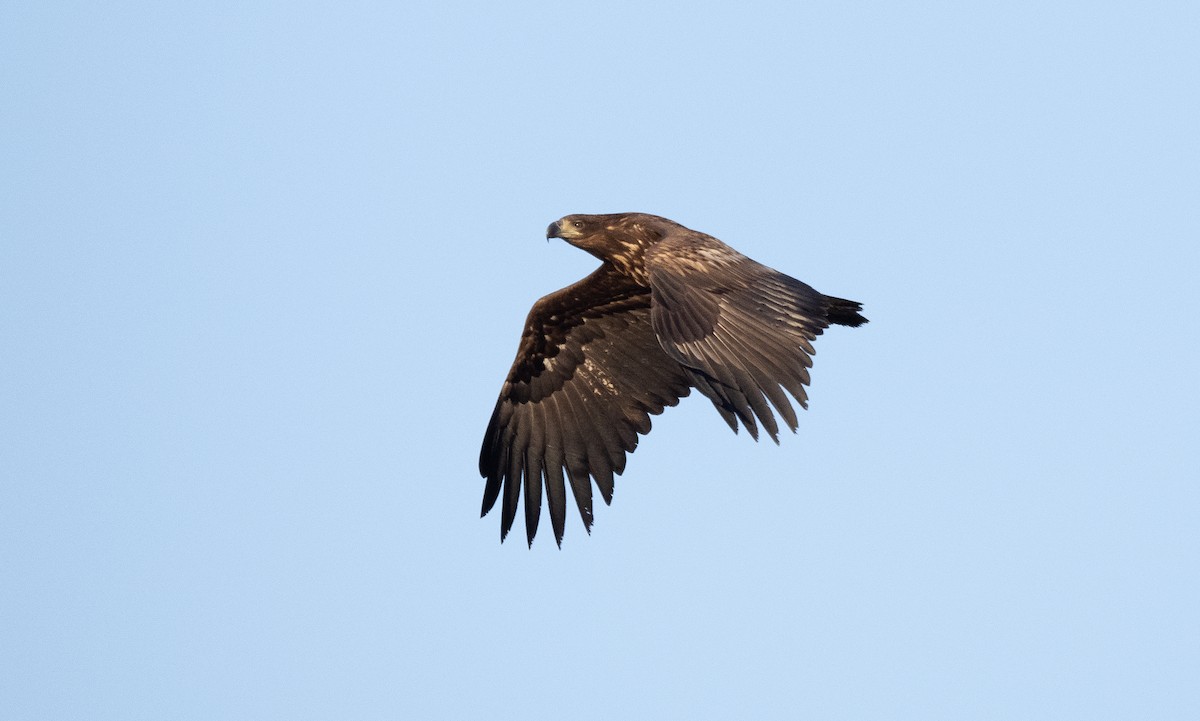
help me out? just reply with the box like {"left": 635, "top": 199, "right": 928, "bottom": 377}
{"left": 744, "top": 416, "right": 760, "bottom": 442}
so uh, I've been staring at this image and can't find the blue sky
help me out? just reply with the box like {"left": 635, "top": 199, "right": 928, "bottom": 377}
{"left": 2, "top": 2, "right": 1197, "bottom": 719}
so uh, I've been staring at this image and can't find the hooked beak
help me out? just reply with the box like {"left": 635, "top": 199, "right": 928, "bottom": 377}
{"left": 546, "top": 221, "right": 561, "bottom": 240}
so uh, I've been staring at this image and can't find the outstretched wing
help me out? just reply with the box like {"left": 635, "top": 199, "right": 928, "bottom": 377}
{"left": 645, "top": 232, "right": 832, "bottom": 442}
{"left": 480, "top": 265, "right": 692, "bottom": 546}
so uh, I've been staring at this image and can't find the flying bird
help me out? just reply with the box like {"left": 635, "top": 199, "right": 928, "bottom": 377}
{"left": 479, "top": 213, "right": 867, "bottom": 546}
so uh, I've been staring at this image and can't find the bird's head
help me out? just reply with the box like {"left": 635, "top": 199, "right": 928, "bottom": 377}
{"left": 546, "top": 213, "right": 678, "bottom": 263}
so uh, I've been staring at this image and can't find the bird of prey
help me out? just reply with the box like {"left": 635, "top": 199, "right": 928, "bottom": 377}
{"left": 479, "top": 212, "right": 867, "bottom": 546}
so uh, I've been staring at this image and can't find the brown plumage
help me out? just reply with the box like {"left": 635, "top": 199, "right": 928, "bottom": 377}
{"left": 479, "top": 213, "right": 867, "bottom": 546}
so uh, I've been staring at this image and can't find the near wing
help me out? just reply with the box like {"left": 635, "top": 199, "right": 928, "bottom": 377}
{"left": 645, "top": 232, "right": 832, "bottom": 443}
{"left": 479, "top": 265, "right": 692, "bottom": 546}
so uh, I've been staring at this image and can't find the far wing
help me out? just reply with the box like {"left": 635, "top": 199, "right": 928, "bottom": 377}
{"left": 645, "top": 232, "right": 832, "bottom": 442}
{"left": 479, "top": 265, "right": 692, "bottom": 546}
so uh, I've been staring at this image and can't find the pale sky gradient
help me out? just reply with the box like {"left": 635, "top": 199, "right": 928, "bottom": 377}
{"left": 2, "top": 2, "right": 1198, "bottom": 719}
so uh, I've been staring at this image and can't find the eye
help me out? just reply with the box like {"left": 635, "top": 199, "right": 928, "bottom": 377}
{"left": 572, "top": 220, "right": 585, "bottom": 229}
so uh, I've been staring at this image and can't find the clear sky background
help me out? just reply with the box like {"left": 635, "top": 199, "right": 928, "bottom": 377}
{"left": 2, "top": 2, "right": 1197, "bottom": 719}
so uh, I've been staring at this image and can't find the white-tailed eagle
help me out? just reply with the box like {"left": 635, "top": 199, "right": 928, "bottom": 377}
{"left": 480, "top": 213, "right": 867, "bottom": 546}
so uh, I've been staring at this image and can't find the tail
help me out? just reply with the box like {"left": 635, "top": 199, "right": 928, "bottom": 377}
{"left": 823, "top": 295, "right": 868, "bottom": 327}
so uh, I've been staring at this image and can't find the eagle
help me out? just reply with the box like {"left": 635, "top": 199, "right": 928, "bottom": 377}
{"left": 479, "top": 213, "right": 867, "bottom": 546}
